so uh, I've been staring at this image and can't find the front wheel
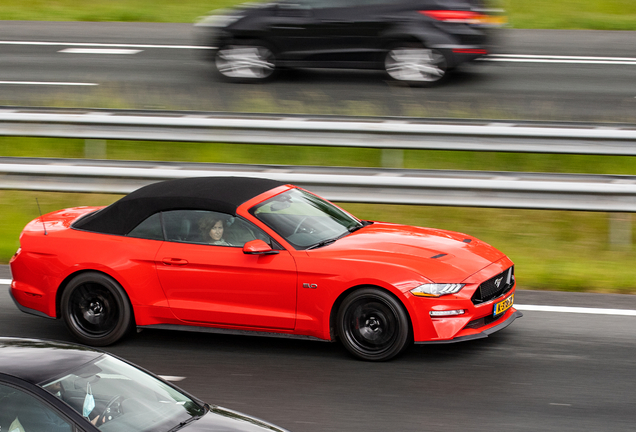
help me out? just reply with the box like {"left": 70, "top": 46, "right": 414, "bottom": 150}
{"left": 214, "top": 43, "right": 277, "bottom": 83}
{"left": 61, "top": 272, "right": 133, "bottom": 346}
{"left": 337, "top": 288, "right": 411, "bottom": 361}
{"left": 384, "top": 45, "right": 447, "bottom": 87}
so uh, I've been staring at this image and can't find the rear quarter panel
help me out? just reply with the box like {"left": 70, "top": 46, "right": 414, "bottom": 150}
{"left": 11, "top": 208, "right": 169, "bottom": 324}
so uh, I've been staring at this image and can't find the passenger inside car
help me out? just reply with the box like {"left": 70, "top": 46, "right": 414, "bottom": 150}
{"left": 197, "top": 214, "right": 230, "bottom": 246}
{"left": 0, "top": 383, "right": 71, "bottom": 432}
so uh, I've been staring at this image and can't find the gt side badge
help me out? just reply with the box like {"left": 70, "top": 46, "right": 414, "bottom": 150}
{"left": 303, "top": 283, "right": 318, "bottom": 289}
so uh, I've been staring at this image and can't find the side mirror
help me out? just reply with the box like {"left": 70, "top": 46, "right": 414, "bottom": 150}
{"left": 243, "top": 239, "right": 279, "bottom": 255}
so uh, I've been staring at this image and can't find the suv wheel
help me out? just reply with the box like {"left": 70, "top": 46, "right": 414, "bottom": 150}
{"left": 385, "top": 45, "right": 447, "bottom": 87}
{"left": 215, "top": 42, "right": 277, "bottom": 83}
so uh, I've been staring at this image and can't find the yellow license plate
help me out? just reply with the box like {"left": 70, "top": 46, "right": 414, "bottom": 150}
{"left": 493, "top": 294, "right": 514, "bottom": 316}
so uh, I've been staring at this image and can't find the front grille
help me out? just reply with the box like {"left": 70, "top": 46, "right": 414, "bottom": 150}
{"left": 471, "top": 266, "right": 514, "bottom": 305}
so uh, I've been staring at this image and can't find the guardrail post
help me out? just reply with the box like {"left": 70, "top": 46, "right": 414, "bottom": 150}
{"left": 381, "top": 149, "right": 404, "bottom": 168}
{"left": 609, "top": 213, "right": 632, "bottom": 249}
{"left": 84, "top": 139, "right": 107, "bottom": 159}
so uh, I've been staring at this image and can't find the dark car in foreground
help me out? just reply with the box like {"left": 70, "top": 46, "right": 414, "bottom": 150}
{"left": 0, "top": 338, "right": 289, "bottom": 432}
{"left": 195, "top": 0, "right": 504, "bottom": 85}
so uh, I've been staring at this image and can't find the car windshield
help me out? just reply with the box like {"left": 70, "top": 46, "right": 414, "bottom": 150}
{"left": 41, "top": 355, "right": 205, "bottom": 432}
{"left": 250, "top": 188, "right": 362, "bottom": 249}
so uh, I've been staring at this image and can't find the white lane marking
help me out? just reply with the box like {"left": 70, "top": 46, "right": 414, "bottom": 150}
{"left": 59, "top": 48, "right": 142, "bottom": 55}
{"left": 515, "top": 304, "right": 636, "bottom": 316}
{"left": 159, "top": 375, "right": 186, "bottom": 382}
{"left": 0, "top": 279, "right": 11, "bottom": 285}
{"left": 0, "top": 41, "right": 210, "bottom": 50}
{"left": 0, "top": 81, "right": 98, "bottom": 86}
{"left": 483, "top": 58, "right": 636, "bottom": 65}
{"left": 491, "top": 54, "right": 636, "bottom": 61}
{"left": 483, "top": 54, "right": 636, "bottom": 65}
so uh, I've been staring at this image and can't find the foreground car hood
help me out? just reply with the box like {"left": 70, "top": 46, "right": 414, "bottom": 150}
{"left": 320, "top": 222, "right": 506, "bottom": 282}
{"left": 183, "top": 406, "right": 289, "bottom": 432}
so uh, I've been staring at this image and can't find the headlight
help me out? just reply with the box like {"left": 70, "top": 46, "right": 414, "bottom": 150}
{"left": 411, "top": 283, "right": 465, "bottom": 297}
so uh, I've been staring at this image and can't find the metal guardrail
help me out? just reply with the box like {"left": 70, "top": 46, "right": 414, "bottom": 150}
{"left": 2, "top": 157, "right": 636, "bottom": 212}
{"left": 1, "top": 108, "right": 636, "bottom": 155}
{"left": 1, "top": 108, "right": 635, "bottom": 212}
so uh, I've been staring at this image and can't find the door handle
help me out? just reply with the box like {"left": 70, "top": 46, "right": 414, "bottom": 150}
{"left": 162, "top": 258, "right": 189, "bottom": 266}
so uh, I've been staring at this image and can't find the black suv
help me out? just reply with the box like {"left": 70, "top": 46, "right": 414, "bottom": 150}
{"left": 195, "top": 0, "right": 504, "bottom": 86}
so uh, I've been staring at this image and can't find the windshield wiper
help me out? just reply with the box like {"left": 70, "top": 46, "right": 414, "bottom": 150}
{"left": 306, "top": 237, "right": 339, "bottom": 250}
{"left": 307, "top": 221, "right": 371, "bottom": 250}
{"left": 166, "top": 414, "right": 203, "bottom": 432}
{"left": 348, "top": 220, "right": 372, "bottom": 233}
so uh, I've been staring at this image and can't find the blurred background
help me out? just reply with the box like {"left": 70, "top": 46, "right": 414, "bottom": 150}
{"left": 0, "top": 0, "right": 635, "bottom": 293}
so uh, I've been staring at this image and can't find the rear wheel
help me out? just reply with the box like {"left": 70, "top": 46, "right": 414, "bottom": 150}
{"left": 337, "top": 288, "right": 411, "bottom": 361}
{"left": 61, "top": 272, "right": 133, "bottom": 346}
{"left": 214, "top": 42, "right": 277, "bottom": 83}
{"left": 385, "top": 45, "right": 447, "bottom": 87}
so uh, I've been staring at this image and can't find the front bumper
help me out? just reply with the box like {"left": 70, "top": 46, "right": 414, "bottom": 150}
{"left": 406, "top": 257, "right": 521, "bottom": 343}
{"left": 415, "top": 308, "right": 522, "bottom": 344}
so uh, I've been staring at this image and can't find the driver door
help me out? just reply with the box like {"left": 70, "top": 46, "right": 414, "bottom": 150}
{"left": 155, "top": 210, "right": 298, "bottom": 330}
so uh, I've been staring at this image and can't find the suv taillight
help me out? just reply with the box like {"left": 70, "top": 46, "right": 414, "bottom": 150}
{"left": 420, "top": 10, "right": 488, "bottom": 24}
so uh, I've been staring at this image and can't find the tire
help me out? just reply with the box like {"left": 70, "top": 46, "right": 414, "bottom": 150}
{"left": 337, "top": 288, "right": 411, "bottom": 361}
{"left": 61, "top": 272, "right": 133, "bottom": 346}
{"left": 214, "top": 42, "right": 278, "bottom": 83}
{"left": 384, "top": 44, "right": 447, "bottom": 87}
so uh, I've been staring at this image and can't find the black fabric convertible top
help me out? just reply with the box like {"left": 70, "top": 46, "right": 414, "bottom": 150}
{"left": 73, "top": 177, "right": 285, "bottom": 235}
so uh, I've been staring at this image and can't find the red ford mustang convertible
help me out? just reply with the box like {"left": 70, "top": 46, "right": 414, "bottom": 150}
{"left": 10, "top": 177, "right": 521, "bottom": 361}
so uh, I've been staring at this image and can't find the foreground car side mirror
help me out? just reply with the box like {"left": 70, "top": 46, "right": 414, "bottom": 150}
{"left": 243, "top": 239, "right": 279, "bottom": 255}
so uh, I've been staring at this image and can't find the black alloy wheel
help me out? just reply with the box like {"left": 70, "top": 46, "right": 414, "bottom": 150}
{"left": 384, "top": 45, "right": 448, "bottom": 87}
{"left": 337, "top": 288, "right": 411, "bottom": 361}
{"left": 214, "top": 42, "right": 278, "bottom": 83}
{"left": 61, "top": 272, "right": 133, "bottom": 346}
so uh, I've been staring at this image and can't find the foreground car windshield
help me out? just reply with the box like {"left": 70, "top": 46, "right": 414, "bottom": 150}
{"left": 42, "top": 355, "right": 205, "bottom": 432}
{"left": 250, "top": 188, "right": 361, "bottom": 249}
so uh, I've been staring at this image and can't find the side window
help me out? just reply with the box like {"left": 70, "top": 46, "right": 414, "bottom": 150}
{"left": 225, "top": 217, "right": 275, "bottom": 248}
{"left": 127, "top": 213, "right": 164, "bottom": 240}
{"left": 0, "top": 383, "right": 72, "bottom": 432}
{"left": 162, "top": 210, "right": 275, "bottom": 248}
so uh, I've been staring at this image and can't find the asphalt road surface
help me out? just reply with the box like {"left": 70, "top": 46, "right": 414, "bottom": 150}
{"left": 1, "top": 22, "right": 635, "bottom": 122}
{"left": 1, "top": 265, "right": 635, "bottom": 432}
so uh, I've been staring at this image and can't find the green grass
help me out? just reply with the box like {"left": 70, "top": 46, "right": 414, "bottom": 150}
{"left": 2, "top": 136, "right": 636, "bottom": 293}
{"left": 0, "top": 0, "right": 220, "bottom": 22}
{"left": 0, "top": 0, "right": 635, "bottom": 30}
{"left": 502, "top": 0, "right": 636, "bottom": 30}
{"left": 4, "top": 137, "right": 636, "bottom": 174}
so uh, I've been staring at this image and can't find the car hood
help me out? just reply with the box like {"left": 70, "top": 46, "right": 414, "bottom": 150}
{"left": 315, "top": 222, "right": 506, "bottom": 282}
{"left": 182, "top": 405, "right": 289, "bottom": 432}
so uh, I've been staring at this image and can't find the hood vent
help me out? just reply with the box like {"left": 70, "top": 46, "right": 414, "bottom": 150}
{"left": 430, "top": 253, "right": 448, "bottom": 259}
